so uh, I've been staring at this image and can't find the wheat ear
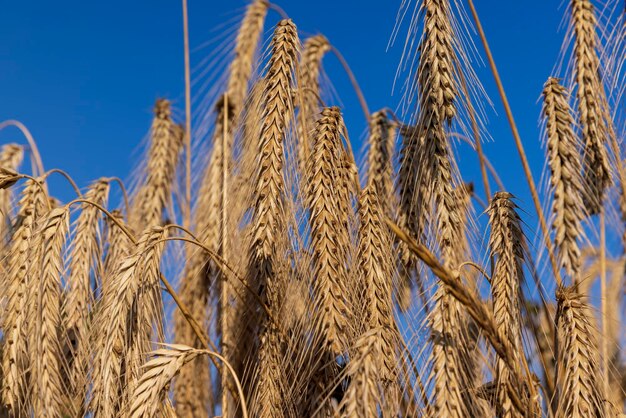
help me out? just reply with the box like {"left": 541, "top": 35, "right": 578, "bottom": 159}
{"left": 297, "top": 34, "right": 330, "bottom": 174}
{"left": 356, "top": 185, "right": 401, "bottom": 413}
{"left": 487, "top": 192, "right": 529, "bottom": 418}
{"left": 339, "top": 330, "right": 384, "bottom": 418}
{"left": 554, "top": 285, "right": 605, "bottom": 417}
{"left": 542, "top": 78, "right": 584, "bottom": 283}
{"left": 32, "top": 206, "right": 70, "bottom": 418}
{"left": 245, "top": 19, "right": 298, "bottom": 418}
{"left": 130, "top": 99, "right": 183, "bottom": 230}
{"left": 89, "top": 226, "right": 166, "bottom": 417}
{"left": 570, "top": 0, "right": 612, "bottom": 214}
{"left": 307, "top": 106, "right": 352, "bottom": 355}
{"left": 63, "top": 179, "right": 110, "bottom": 412}
{"left": 1, "top": 177, "right": 46, "bottom": 414}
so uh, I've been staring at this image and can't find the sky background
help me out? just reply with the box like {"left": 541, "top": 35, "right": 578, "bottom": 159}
{"left": 0, "top": 0, "right": 571, "bottom": 241}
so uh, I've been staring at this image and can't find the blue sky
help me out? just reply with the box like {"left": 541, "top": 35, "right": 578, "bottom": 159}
{"left": 0, "top": 0, "right": 566, "bottom": 225}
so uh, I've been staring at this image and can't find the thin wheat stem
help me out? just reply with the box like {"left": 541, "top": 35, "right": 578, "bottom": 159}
{"left": 182, "top": 0, "right": 192, "bottom": 230}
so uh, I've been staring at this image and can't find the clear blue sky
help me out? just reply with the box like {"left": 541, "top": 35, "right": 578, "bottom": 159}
{"left": 0, "top": 0, "right": 566, "bottom": 227}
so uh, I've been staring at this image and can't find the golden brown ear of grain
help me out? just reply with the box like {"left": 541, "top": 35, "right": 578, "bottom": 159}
{"left": 355, "top": 185, "right": 401, "bottom": 414}
{"left": 63, "top": 179, "right": 110, "bottom": 414}
{"left": 297, "top": 34, "right": 330, "bottom": 175}
{"left": 175, "top": 2, "right": 268, "bottom": 416}
{"left": 306, "top": 106, "right": 352, "bottom": 355}
{"left": 487, "top": 192, "right": 536, "bottom": 418}
{"left": 130, "top": 99, "right": 183, "bottom": 231}
{"left": 570, "top": 0, "right": 612, "bottom": 214}
{"left": 554, "top": 285, "right": 605, "bottom": 417}
{"left": 89, "top": 226, "right": 166, "bottom": 417}
{"left": 0, "top": 144, "right": 23, "bottom": 248}
{"left": 244, "top": 18, "right": 298, "bottom": 418}
{"left": 33, "top": 206, "right": 70, "bottom": 418}
{"left": 1, "top": 177, "right": 47, "bottom": 416}
{"left": 542, "top": 78, "right": 584, "bottom": 283}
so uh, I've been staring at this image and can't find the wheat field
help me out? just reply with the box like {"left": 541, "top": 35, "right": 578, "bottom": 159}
{"left": 0, "top": 0, "right": 625, "bottom": 417}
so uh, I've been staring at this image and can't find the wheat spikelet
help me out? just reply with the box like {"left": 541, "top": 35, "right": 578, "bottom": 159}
{"left": 245, "top": 19, "right": 298, "bottom": 418}
{"left": 542, "top": 78, "right": 584, "bottom": 282}
{"left": 570, "top": 0, "right": 612, "bottom": 214}
{"left": 554, "top": 285, "right": 605, "bottom": 417}
{"left": 297, "top": 34, "right": 330, "bottom": 173}
{"left": 487, "top": 192, "right": 527, "bottom": 418}
{"left": 418, "top": 0, "right": 458, "bottom": 123}
{"left": 90, "top": 227, "right": 166, "bottom": 417}
{"left": 1, "top": 177, "right": 46, "bottom": 414}
{"left": 396, "top": 126, "right": 423, "bottom": 308}
{"left": 32, "top": 206, "right": 70, "bottom": 418}
{"left": 130, "top": 99, "right": 183, "bottom": 230}
{"left": 605, "top": 260, "right": 625, "bottom": 412}
{"left": 63, "top": 179, "right": 110, "bottom": 411}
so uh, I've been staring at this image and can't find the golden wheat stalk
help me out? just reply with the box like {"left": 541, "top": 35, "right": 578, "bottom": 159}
{"left": 179, "top": 4, "right": 268, "bottom": 415}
